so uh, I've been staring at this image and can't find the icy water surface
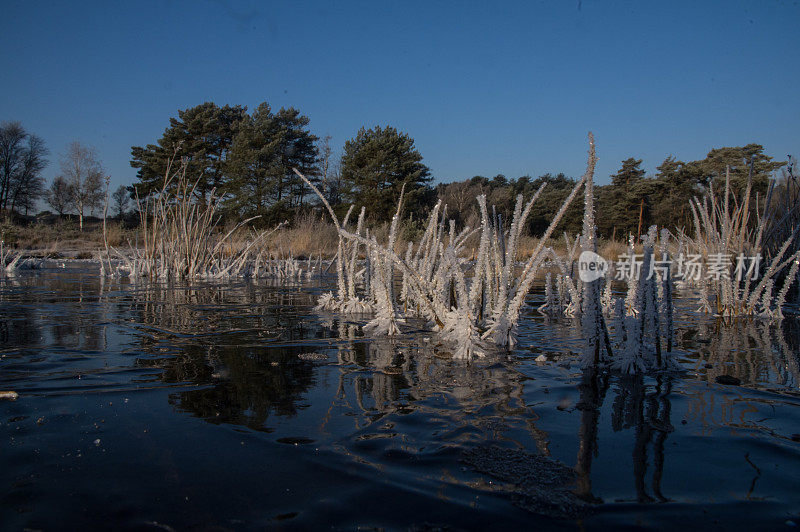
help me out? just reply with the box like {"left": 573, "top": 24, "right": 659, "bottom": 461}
{"left": 1, "top": 268, "right": 799, "bottom": 530}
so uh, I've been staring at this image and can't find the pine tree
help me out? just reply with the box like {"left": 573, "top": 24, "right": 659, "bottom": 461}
{"left": 272, "top": 107, "right": 319, "bottom": 209}
{"left": 649, "top": 156, "right": 695, "bottom": 232}
{"left": 687, "top": 144, "right": 785, "bottom": 196}
{"left": 224, "top": 103, "right": 282, "bottom": 219}
{"left": 224, "top": 104, "right": 318, "bottom": 223}
{"left": 340, "top": 126, "right": 432, "bottom": 221}
{"left": 607, "top": 157, "right": 650, "bottom": 236}
{"left": 130, "top": 102, "right": 247, "bottom": 200}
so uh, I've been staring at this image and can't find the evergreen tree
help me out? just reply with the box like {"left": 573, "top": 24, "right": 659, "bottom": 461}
{"left": 686, "top": 144, "right": 784, "bottom": 196}
{"left": 340, "top": 126, "right": 432, "bottom": 221}
{"left": 224, "top": 103, "right": 283, "bottom": 220}
{"left": 224, "top": 104, "right": 318, "bottom": 224}
{"left": 130, "top": 102, "right": 247, "bottom": 200}
{"left": 649, "top": 156, "right": 696, "bottom": 232}
{"left": 272, "top": 107, "right": 319, "bottom": 209}
{"left": 605, "top": 158, "right": 651, "bottom": 237}
{"left": 526, "top": 173, "right": 584, "bottom": 236}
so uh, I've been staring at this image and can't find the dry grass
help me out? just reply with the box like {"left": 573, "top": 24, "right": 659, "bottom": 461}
{"left": 1, "top": 218, "right": 134, "bottom": 257}
{"left": 3, "top": 211, "right": 632, "bottom": 267}
{"left": 599, "top": 238, "right": 629, "bottom": 261}
{"left": 264, "top": 213, "right": 338, "bottom": 257}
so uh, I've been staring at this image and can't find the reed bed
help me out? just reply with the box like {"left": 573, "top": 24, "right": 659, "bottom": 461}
{"left": 679, "top": 164, "right": 800, "bottom": 319}
{"left": 0, "top": 237, "right": 23, "bottom": 274}
{"left": 107, "top": 157, "right": 299, "bottom": 280}
{"left": 88, "top": 135, "right": 797, "bottom": 374}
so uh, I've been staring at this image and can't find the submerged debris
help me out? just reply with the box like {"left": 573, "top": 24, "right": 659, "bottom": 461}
{"left": 715, "top": 375, "right": 742, "bottom": 386}
{"left": 461, "top": 446, "right": 594, "bottom": 519}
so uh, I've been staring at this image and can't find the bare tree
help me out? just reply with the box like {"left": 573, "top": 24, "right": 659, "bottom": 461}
{"left": 317, "top": 135, "right": 343, "bottom": 206}
{"left": 437, "top": 180, "right": 485, "bottom": 226}
{"left": 46, "top": 176, "right": 72, "bottom": 217}
{"left": 59, "top": 142, "right": 105, "bottom": 230}
{"left": 111, "top": 185, "right": 129, "bottom": 218}
{"left": 0, "top": 122, "right": 29, "bottom": 214}
{"left": 8, "top": 135, "right": 48, "bottom": 215}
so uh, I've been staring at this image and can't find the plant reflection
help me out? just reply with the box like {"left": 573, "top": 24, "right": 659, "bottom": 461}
{"left": 575, "top": 367, "right": 675, "bottom": 504}
{"left": 690, "top": 320, "right": 800, "bottom": 389}
{"left": 574, "top": 367, "right": 608, "bottom": 503}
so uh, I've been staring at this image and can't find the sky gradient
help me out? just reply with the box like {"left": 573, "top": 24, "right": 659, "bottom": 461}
{"left": 1, "top": 0, "right": 798, "bottom": 193}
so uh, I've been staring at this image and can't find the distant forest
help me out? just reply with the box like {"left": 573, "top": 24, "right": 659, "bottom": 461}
{"left": 2, "top": 101, "right": 790, "bottom": 240}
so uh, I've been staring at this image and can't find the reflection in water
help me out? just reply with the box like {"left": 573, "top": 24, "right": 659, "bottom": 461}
{"left": 681, "top": 320, "right": 800, "bottom": 435}
{"left": 575, "top": 368, "right": 675, "bottom": 505}
{"left": 123, "top": 280, "right": 329, "bottom": 431}
{"left": 690, "top": 320, "right": 800, "bottom": 389}
{"left": 323, "top": 318, "right": 544, "bottom": 448}
{"left": 0, "top": 272, "right": 109, "bottom": 351}
{"left": 610, "top": 374, "right": 673, "bottom": 503}
{"left": 2, "top": 271, "right": 800, "bottom": 528}
{"left": 575, "top": 367, "right": 608, "bottom": 504}
{"left": 163, "top": 343, "right": 318, "bottom": 431}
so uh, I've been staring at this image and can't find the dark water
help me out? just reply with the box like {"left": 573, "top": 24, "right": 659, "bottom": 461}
{"left": 1, "top": 269, "right": 799, "bottom": 530}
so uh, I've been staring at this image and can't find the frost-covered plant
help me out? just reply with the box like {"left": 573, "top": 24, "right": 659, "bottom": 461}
{"left": 538, "top": 272, "right": 560, "bottom": 315}
{"left": 294, "top": 134, "right": 604, "bottom": 359}
{"left": 0, "top": 237, "right": 23, "bottom": 274}
{"left": 658, "top": 229, "right": 674, "bottom": 353}
{"left": 108, "top": 155, "right": 281, "bottom": 280}
{"left": 601, "top": 277, "right": 613, "bottom": 316}
{"left": 623, "top": 234, "right": 638, "bottom": 316}
{"left": 613, "top": 226, "right": 675, "bottom": 373}
{"left": 363, "top": 191, "right": 406, "bottom": 335}
{"left": 578, "top": 133, "right": 613, "bottom": 368}
{"left": 288, "top": 169, "right": 371, "bottom": 314}
{"left": 680, "top": 163, "right": 800, "bottom": 319}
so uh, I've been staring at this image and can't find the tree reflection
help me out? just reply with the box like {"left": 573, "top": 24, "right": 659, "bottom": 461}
{"left": 0, "top": 272, "right": 107, "bottom": 351}
{"left": 161, "top": 343, "right": 318, "bottom": 431}
{"left": 126, "top": 281, "right": 330, "bottom": 431}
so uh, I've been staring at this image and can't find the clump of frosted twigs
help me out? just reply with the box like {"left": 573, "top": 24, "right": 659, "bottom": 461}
{"left": 0, "top": 237, "right": 40, "bottom": 274}
{"left": 103, "top": 155, "right": 316, "bottom": 281}
{"left": 247, "top": 251, "right": 325, "bottom": 280}
{"left": 297, "top": 134, "right": 683, "bottom": 371}
{"left": 610, "top": 226, "right": 675, "bottom": 373}
{"left": 679, "top": 162, "right": 800, "bottom": 319}
{"left": 295, "top": 133, "right": 594, "bottom": 359}
{"left": 310, "top": 198, "right": 374, "bottom": 315}
{"left": 0, "top": 238, "right": 23, "bottom": 274}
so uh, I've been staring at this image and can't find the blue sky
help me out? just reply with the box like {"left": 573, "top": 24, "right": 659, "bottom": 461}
{"left": 1, "top": 0, "right": 798, "bottom": 193}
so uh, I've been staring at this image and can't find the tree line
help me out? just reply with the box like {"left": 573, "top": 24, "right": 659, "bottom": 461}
{"left": 129, "top": 102, "right": 433, "bottom": 225}
{"left": 2, "top": 102, "right": 789, "bottom": 241}
{"left": 129, "top": 101, "right": 786, "bottom": 238}
{"left": 1, "top": 121, "right": 134, "bottom": 229}
{"left": 438, "top": 145, "right": 785, "bottom": 239}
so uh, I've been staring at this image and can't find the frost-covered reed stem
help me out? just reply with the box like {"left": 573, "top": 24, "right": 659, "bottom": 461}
{"left": 578, "top": 133, "right": 612, "bottom": 368}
